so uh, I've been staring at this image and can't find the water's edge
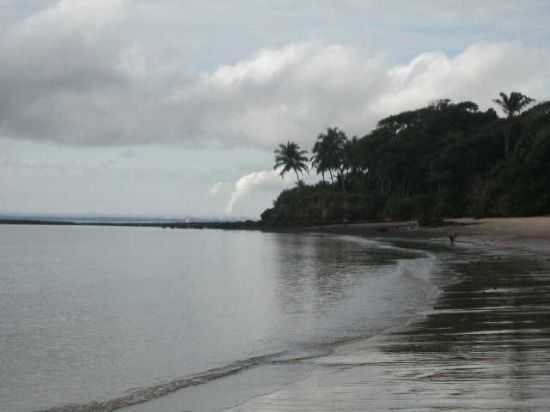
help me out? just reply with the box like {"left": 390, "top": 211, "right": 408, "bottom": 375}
{"left": 35, "top": 235, "right": 443, "bottom": 412}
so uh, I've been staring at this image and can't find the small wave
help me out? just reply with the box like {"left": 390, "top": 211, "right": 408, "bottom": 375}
{"left": 395, "top": 254, "right": 441, "bottom": 300}
{"left": 36, "top": 355, "right": 270, "bottom": 412}
{"left": 37, "top": 237, "right": 442, "bottom": 412}
{"left": 342, "top": 234, "right": 441, "bottom": 299}
{"left": 379, "top": 241, "right": 441, "bottom": 298}
{"left": 34, "top": 349, "right": 335, "bottom": 412}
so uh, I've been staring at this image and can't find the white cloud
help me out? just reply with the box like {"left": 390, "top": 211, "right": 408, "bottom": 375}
{"left": 1, "top": 13, "right": 549, "bottom": 148}
{"left": 378, "top": 42, "right": 550, "bottom": 115}
{"left": 225, "top": 169, "right": 292, "bottom": 215}
{"left": 19, "top": 0, "right": 128, "bottom": 33}
{"left": 175, "top": 41, "right": 550, "bottom": 149}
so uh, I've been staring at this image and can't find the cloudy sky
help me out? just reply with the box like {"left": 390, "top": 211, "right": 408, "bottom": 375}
{"left": 1, "top": 0, "right": 549, "bottom": 218}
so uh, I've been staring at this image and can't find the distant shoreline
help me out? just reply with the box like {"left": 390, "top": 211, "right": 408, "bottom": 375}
{"left": 3, "top": 216, "right": 550, "bottom": 246}
{"left": 0, "top": 218, "right": 262, "bottom": 230}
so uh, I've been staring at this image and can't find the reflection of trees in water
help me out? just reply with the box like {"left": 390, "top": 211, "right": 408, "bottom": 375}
{"left": 382, "top": 249, "right": 550, "bottom": 404}
{"left": 271, "top": 234, "right": 356, "bottom": 314}
{"left": 270, "top": 233, "right": 397, "bottom": 315}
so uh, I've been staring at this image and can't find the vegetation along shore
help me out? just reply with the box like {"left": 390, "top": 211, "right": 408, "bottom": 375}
{"left": 262, "top": 92, "right": 549, "bottom": 227}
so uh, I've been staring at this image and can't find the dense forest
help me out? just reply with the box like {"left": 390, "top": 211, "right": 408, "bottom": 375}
{"left": 261, "top": 93, "right": 550, "bottom": 226}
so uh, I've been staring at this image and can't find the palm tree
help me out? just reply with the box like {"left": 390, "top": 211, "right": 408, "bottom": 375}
{"left": 493, "top": 92, "right": 535, "bottom": 118}
{"left": 342, "top": 136, "right": 362, "bottom": 177}
{"left": 493, "top": 92, "right": 535, "bottom": 158}
{"left": 311, "top": 136, "right": 330, "bottom": 183}
{"left": 273, "top": 141, "right": 309, "bottom": 182}
{"left": 311, "top": 127, "right": 347, "bottom": 185}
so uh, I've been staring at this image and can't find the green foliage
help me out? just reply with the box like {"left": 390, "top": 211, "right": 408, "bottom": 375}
{"left": 263, "top": 96, "right": 550, "bottom": 226}
{"left": 261, "top": 183, "right": 370, "bottom": 226}
{"left": 273, "top": 141, "right": 309, "bottom": 182}
{"left": 311, "top": 127, "right": 347, "bottom": 184}
{"left": 493, "top": 92, "right": 536, "bottom": 158}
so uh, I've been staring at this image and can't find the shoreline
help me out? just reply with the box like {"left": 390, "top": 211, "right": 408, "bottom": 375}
{"left": 0, "top": 219, "right": 261, "bottom": 230}
{"left": 5, "top": 215, "right": 549, "bottom": 242}
{"left": 118, "top": 231, "right": 446, "bottom": 412}
{"left": 217, "top": 218, "right": 550, "bottom": 411}
{"left": 125, "top": 219, "right": 550, "bottom": 412}
{"left": 309, "top": 216, "right": 550, "bottom": 251}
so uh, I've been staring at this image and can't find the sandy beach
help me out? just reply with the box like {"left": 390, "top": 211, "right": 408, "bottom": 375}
{"left": 314, "top": 216, "right": 550, "bottom": 251}
{"left": 450, "top": 217, "right": 550, "bottom": 241}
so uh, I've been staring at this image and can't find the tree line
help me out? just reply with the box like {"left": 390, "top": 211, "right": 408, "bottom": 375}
{"left": 263, "top": 92, "right": 549, "bottom": 225}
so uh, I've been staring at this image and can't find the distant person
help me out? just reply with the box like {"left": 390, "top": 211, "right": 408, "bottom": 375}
{"left": 448, "top": 232, "right": 458, "bottom": 245}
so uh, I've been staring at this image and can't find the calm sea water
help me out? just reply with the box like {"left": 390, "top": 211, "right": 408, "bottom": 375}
{"left": 0, "top": 226, "right": 436, "bottom": 412}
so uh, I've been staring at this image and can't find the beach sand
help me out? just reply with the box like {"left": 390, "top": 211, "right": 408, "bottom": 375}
{"left": 313, "top": 216, "right": 550, "bottom": 252}
{"left": 452, "top": 216, "right": 550, "bottom": 240}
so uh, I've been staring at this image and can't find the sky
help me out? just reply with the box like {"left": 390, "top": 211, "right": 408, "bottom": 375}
{"left": 1, "top": 0, "right": 550, "bottom": 219}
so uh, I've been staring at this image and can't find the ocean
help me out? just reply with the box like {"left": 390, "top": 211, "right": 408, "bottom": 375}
{"left": 0, "top": 225, "right": 438, "bottom": 412}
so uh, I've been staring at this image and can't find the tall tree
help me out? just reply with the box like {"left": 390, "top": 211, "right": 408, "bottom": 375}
{"left": 273, "top": 141, "right": 309, "bottom": 182}
{"left": 342, "top": 136, "right": 362, "bottom": 176}
{"left": 311, "top": 137, "right": 329, "bottom": 183}
{"left": 311, "top": 127, "right": 347, "bottom": 185}
{"left": 493, "top": 92, "right": 535, "bottom": 158}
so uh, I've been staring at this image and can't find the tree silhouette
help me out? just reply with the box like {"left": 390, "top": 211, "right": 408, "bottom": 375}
{"left": 311, "top": 127, "right": 347, "bottom": 185}
{"left": 311, "top": 136, "right": 330, "bottom": 183}
{"left": 342, "top": 136, "right": 362, "bottom": 176}
{"left": 274, "top": 141, "right": 309, "bottom": 182}
{"left": 493, "top": 92, "right": 535, "bottom": 118}
{"left": 493, "top": 92, "right": 535, "bottom": 158}
{"left": 262, "top": 98, "right": 550, "bottom": 226}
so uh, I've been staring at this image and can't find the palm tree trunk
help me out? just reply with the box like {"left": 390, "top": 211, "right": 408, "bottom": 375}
{"left": 504, "top": 113, "right": 514, "bottom": 159}
{"left": 339, "top": 171, "right": 346, "bottom": 192}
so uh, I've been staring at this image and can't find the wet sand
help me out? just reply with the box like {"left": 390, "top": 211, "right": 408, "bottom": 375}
{"left": 312, "top": 216, "right": 550, "bottom": 242}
